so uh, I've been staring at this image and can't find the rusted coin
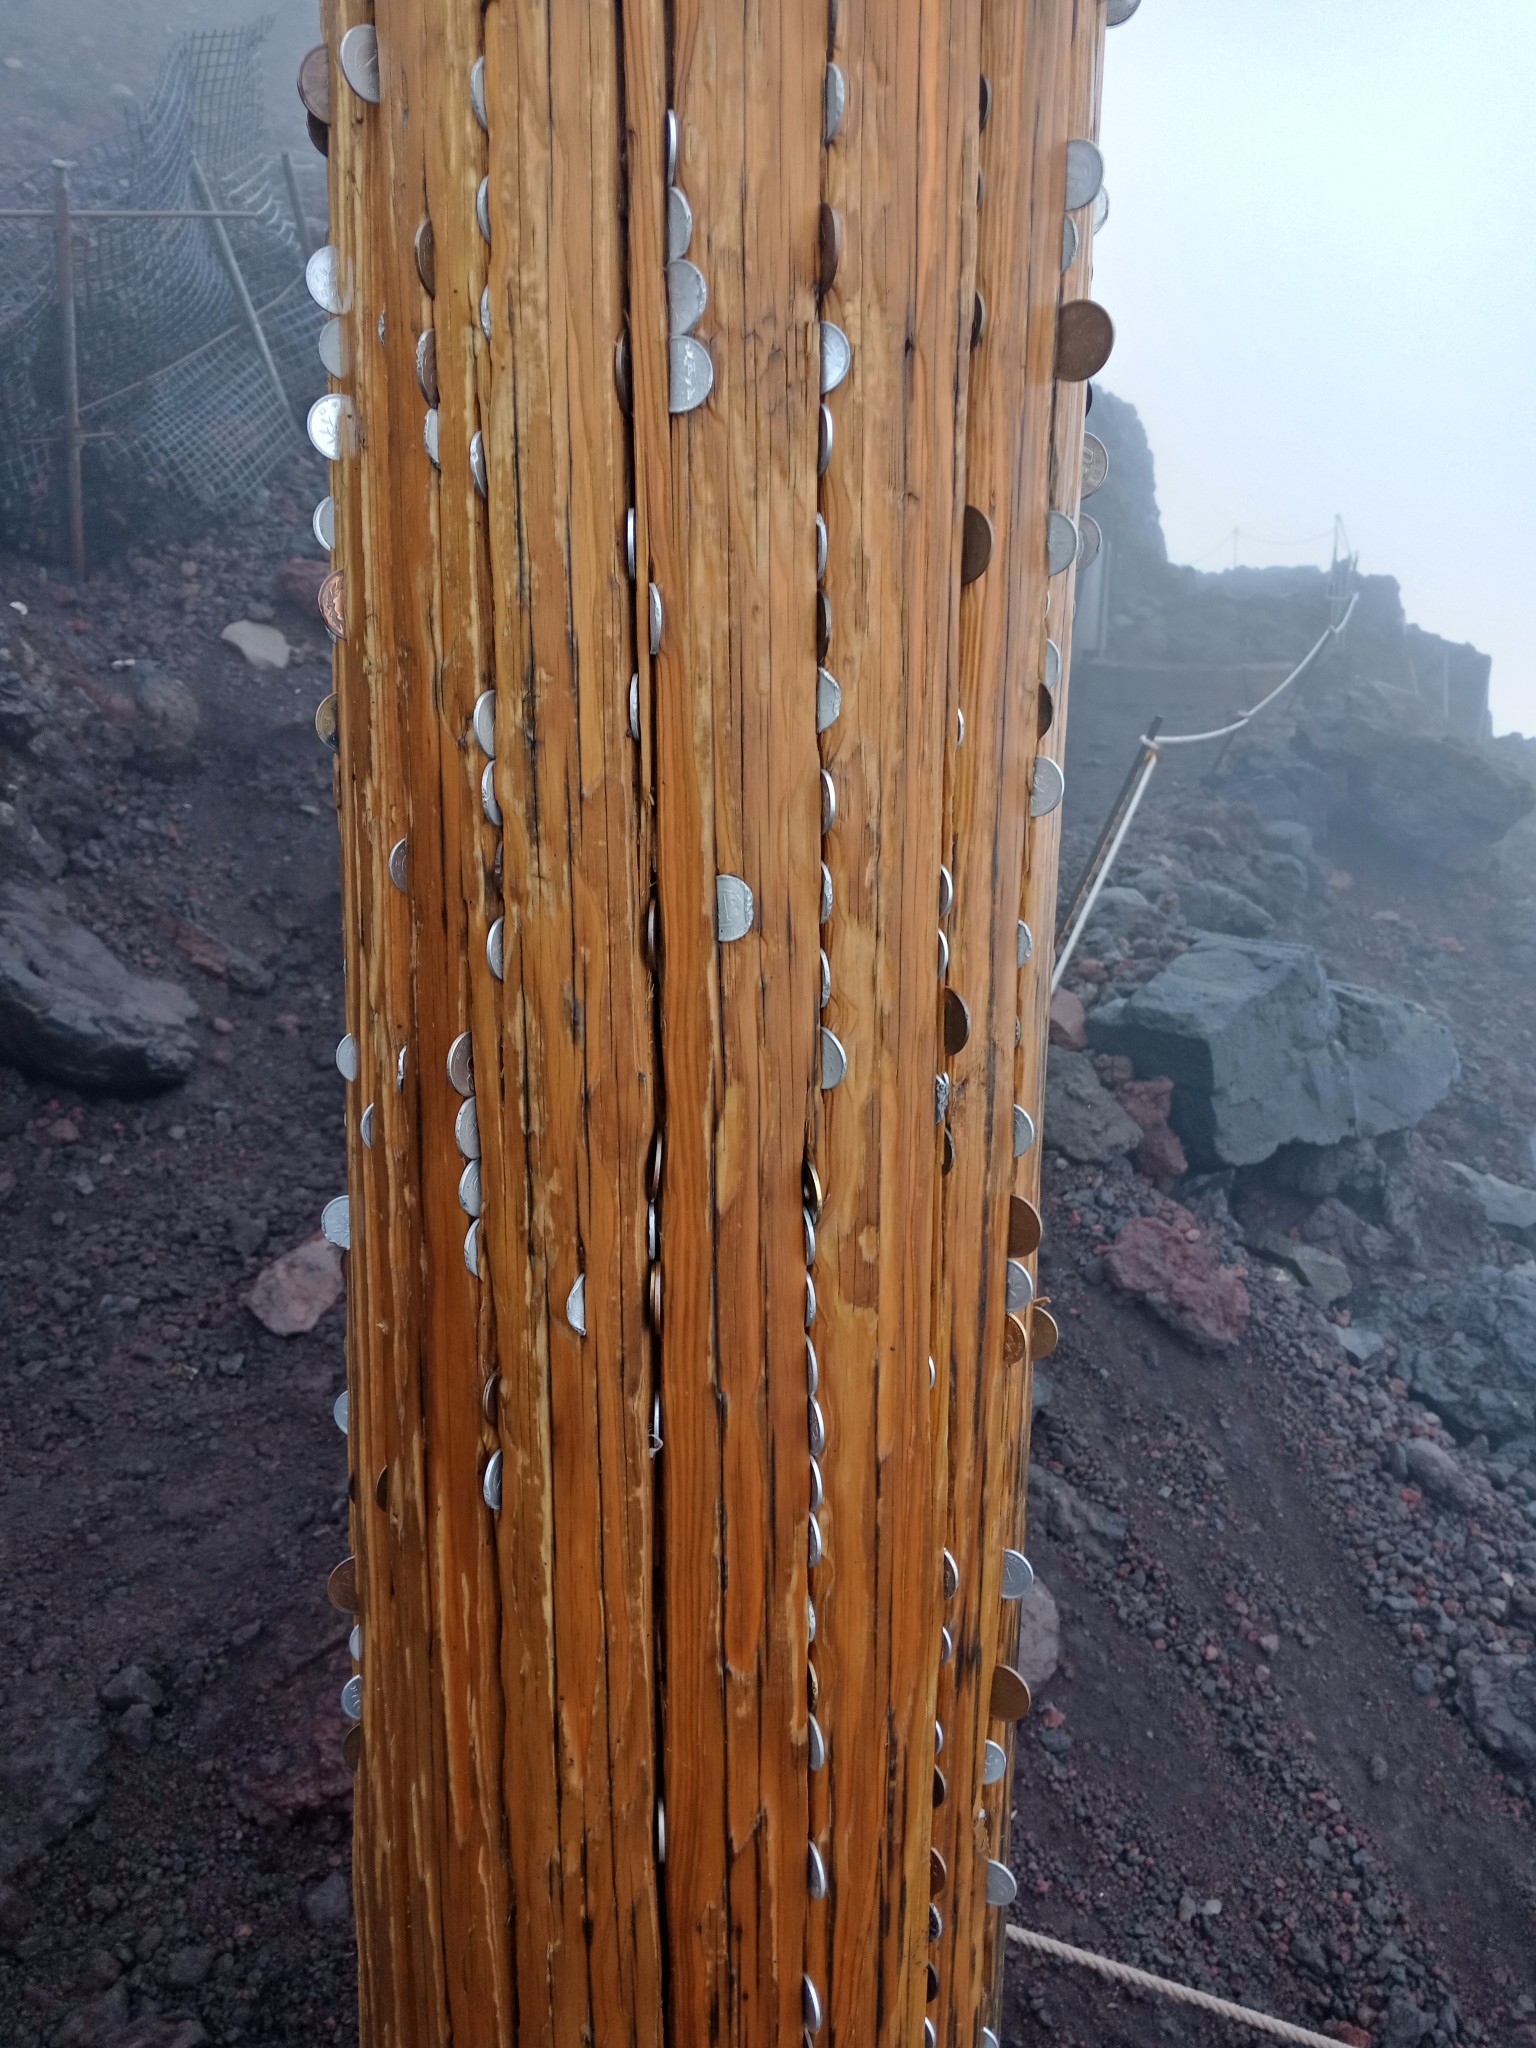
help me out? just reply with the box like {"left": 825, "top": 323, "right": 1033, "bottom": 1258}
{"left": 960, "top": 505, "right": 994, "bottom": 585}
{"left": 929, "top": 1847, "right": 947, "bottom": 1895}
{"left": 298, "top": 45, "right": 331, "bottom": 125}
{"left": 990, "top": 1662, "right": 1032, "bottom": 1721}
{"left": 318, "top": 571, "right": 346, "bottom": 641}
{"left": 413, "top": 216, "right": 436, "bottom": 297}
{"left": 342, "top": 1723, "right": 363, "bottom": 1771}
{"left": 1008, "top": 1194, "right": 1042, "bottom": 1258}
{"left": 327, "top": 1556, "right": 359, "bottom": 1612}
{"left": 1031, "top": 1303, "right": 1060, "bottom": 1358}
{"left": 1002, "top": 1311, "right": 1029, "bottom": 1365}
{"left": 1056, "top": 299, "right": 1114, "bottom": 382}
{"left": 943, "top": 988, "right": 971, "bottom": 1056}
{"left": 818, "top": 203, "right": 843, "bottom": 295}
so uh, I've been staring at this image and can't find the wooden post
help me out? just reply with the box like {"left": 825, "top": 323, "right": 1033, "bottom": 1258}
{"left": 188, "top": 156, "right": 298, "bottom": 431}
{"left": 51, "top": 161, "right": 85, "bottom": 579}
{"left": 314, "top": 3, "right": 1115, "bottom": 2044}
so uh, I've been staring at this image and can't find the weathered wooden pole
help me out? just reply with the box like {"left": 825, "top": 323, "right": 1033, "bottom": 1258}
{"left": 305, "top": 2, "right": 1124, "bottom": 2043}
{"left": 51, "top": 161, "right": 85, "bottom": 579}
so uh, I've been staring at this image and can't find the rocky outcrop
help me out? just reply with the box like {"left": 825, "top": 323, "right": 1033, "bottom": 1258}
{"left": 0, "top": 883, "right": 199, "bottom": 1093}
{"left": 1449, "top": 1163, "right": 1536, "bottom": 1247}
{"left": 1044, "top": 1047, "right": 1141, "bottom": 1162}
{"left": 1174, "top": 877, "right": 1274, "bottom": 938}
{"left": 1455, "top": 1651, "right": 1536, "bottom": 1791}
{"left": 1088, "top": 936, "right": 1458, "bottom": 1168}
{"left": 1103, "top": 1209, "right": 1249, "bottom": 1349}
{"left": 1398, "top": 1265, "right": 1536, "bottom": 1445}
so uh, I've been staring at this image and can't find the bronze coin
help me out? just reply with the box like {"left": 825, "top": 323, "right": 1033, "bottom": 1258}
{"left": 314, "top": 692, "right": 338, "bottom": 752}
{"left": 960, "top": 505, "right": 994, "bottom": 586}
{"left": 929, "top": 1847, "right": 947, "bottom": 1895}
{"left": 481, "top": 1375, "right": 501, "bottom": 1426}
{"left": 306, "top": 111, "right": 329, "bottom": 159}
{"left": 979, "top": 73, "right": 991, "bottom": 131}
{"left": 614, "top": 328, "right": 632, "bottom": 412}
{"left": 927, "top": 1963, "right": 940, "bottom": 2004}
{"left": 341, "top": 1723, "right": 363, "bottom": 1772}
{"left": 297, "top": 44, "right": 331, "bottom": 124}
{"left": 1008, "top": 1194, "right": 1042, "bottom": 1258}
{"left": 932, "top": 1764, "right": 947, "bottom": 1808}
{"left": 943, "top": 988, "right": 971, "bottom": 1055}
{"left": 1056, "top": 299, "right": 1114, "bottom": 383}
{"left": 942, "top": 1127, "right": 955, "bottom": 1176}
{"left": 1002, "top": 1311, "right": 1028, "bottom": 1365}
{"left": 374, "top": 1465, "right": 389, "bottom": 1509}
{"left": 807, "top": 1661, "right": 820, "bottom": 1712}
{"left": 1037, "top": 681, "right": 1055, "bottom": 740}
{"left": 971, "top": 290, "right": 986, "bottom": 349}
{"left": 817, "top": 203, "right": 843, "bottom": 296}
{"left": 990, "top": 1662, "right": 1032, "bottom": 1721}
{"left": 318, "top": 571, "right": 346, "bottom": 641}
{"left": 416, "top": 327, "right": 439, "bottom": 406}
{"left": 816, "top": 589, "right": 831, "bottom": 661}
{"left": 327, "top": 1556, "right": 359, "bottom": 1612}
{"left": 1031, "top": 1303, "right": 1060, "bottom": 1359}
{"left": 414, "top": 216, "right": 436, "bottom": 298}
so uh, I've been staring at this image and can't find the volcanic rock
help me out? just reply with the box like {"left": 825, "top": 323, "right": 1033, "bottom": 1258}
{"left": 1455, "top": 1652, "right": 1536, "bottom": 1790}
{"left": 1103, "top": 1209, "right": 1249, "bottom": 1349}
{"left": 1174, "top": 877, "right": 1274, "bottom": 937}
{"left": 1398, "top": 1264, "right": 1536, "bottom": 1444}
{"left": 1044, "top": 1048, "right": 1141, "bottom": 1163}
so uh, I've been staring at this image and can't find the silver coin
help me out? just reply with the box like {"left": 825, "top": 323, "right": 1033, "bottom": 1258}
{"left": 1078, "top": 512, "right": 1102, "bottom": 569}
{"left": 1080, "top": 433, "right": 1109, "bottom": 497}
{"left": 666, "top": 185, "right": 692, "bottom": 261}
{"left": 820, "top": 948, "right": 831, "bottom": 1009}
{"left": 803, "top": 1199, "right": 817, "bottom": 1267}
{"left": 808, "top": 1586, "right": 818, "bottom": 1632}
{"left": 647, "top": 1201, "right": 659, "bottom": 1262}
{"left": 957, "top": 706, "right": 966, "bottom": 748}
{"left": 1030, "top": 755, "right": 1065, "bottom": 817}
{"left": 805, "top": 1272, "right": 817, "bottom": 1329}
{"left": 1044, "top": 639, "right": 1062, "bottom": 692}
{"left": 469, "top": 431, "right": 487, "bottom": 498}
{"left": 1046, "top": 509, "right": 1078, "bottom": 576}
{"left": 469, "top": 54, "right": 486, "bottom": 131}
{"left": 395, "top": 1044, "right": 407, "bottom": 1092}
{"left": 823, "top": 60, "right": 846, "bottom": 144}
{"left": 982, "top": 1739, "right": 1008, "bottom": 1785}
{"left": 820, "top": 1028, "right": 847, "bottom": 1091}
{"left": 942, "top": 1549, "right": 959, "bottom": 1599}
{"left": 482, "top": 1449, "right": 503, "bottom": 1511}
{"left": 808, "top": 1714, "right": 826, "bottom": 1772}
{"left": 626, "top": 507, "right": 637, "bottom": 580}
{"left": 1005, "top": 1259, "right": 1034, "bottom": 1313}
{"left": 815, "top": 514, "right": 827, "bottom": 582}
{"left": 305, "top": 244, "right": 350, "bottom": 315}
{"left": 935, "top": 1720, "right": 945, "bottom": 1756}
{"left": 446, "top": 1031, "right": 474, "bottom": 1096}
{"left": 480, "top": 284, "right": 493, "bottom": 342}
{"left": 333, "top": 1388, "right": 348, "bottom": 1435}
{"left": 818, "top": 404, "right": 833, "bottom": 475}
{"left": 808, "top": 1842, "right": 827, "bottom": 1899}
{"left": 321, "top": 1195, "right": 351, "bottom": 1250}
{"left": 423, "top": 407, "right": 440, "bottom": 468}
{"left": 938, "top": 865, "right": 953, "bottom": 919}
{"left": 335, "top": 1032, "right": 359, "bottom": 1082}
{"left": 463, "top": 1219, "right": 482, "bottom": 1276}
{"left": 341, "top": 1673, "right": 364, "bottom": 1720}
{"left": 388, "top": 838, "right": 407, "bottom": 891}
{"left": 1064, "top": 137, "right": 1104, "bottom": 213}
{"left": 1002, "top": 1549, "right": 1035, "bottom": 1600}
{"left": 481, "top": 759, "right": 501, "bottom": 826}
{"left": 808, "top": 1395, "right": 826, "bottom": 1458}
{"left": 1013, "top": 1104, "right": 1037, "bottom": 1157}
{"left": 805, "top": 1336, "right": 819, "bottom": 1397}
{"left": 628, "top": 673, "right": 640, "bottom": 740}
{"left": 359, "top": 1102, "right": 375, "bottom": 1150}
{"left": 349, "top": 1624, "right": 362, "bottom": 1661}
{"left": 668, "top": 334, "right": 713, "bottom": 414}
{"left": 458, "top": 1160, "right": 482, "bottom": 1217}
{"left": 820, "top": 863, "right": 833, "bottom": 925}
{"left": 716, "top": 874, "right": 754, "bottom": 942}
{"left": 312, "top": 495, "right": 336, "bottom": 552}
{"left": 566, "top": 1273, "right": 587, "bottom": 1337}
{"left": 1093, "top": 182, "right": 1110, "bottom": 233}
{"left": 306, "top": 393, "right": 352, "bottom": 461}
{"left": 1017, "top": 919, "right": 1034, "bottom": 967}
{"left": 649, "top": 1392, "right": 663, "bottom": 1456}
{"left": 476, "top": 176, "right": 491, "bottom": 245}
{"left": 473, "top": 689, "right": 496, "bottom": 756}
{"left": 1107, "top": 0, "right": 1142, "bottom": 21}
{"left": 666, "top": 258, "right": 708, "bottom": 336}
{"left": 985, "top": 1860, "right": 1018, "bottom": 1908}
{"left": 937, "top": 929, "right": 949, "bottom": 978}
{"left": 486, "top": 916, "right": 504, "bottom": 980}
{"left": 656, "top": 1798, "right": 667, "bottom": 1862}
{"left": 815, "top": 666, "right": 841, "bottom": 734}
{"left": 940, "top": 1625, "right": 953, "bottom": 1664}
{"left": 414, "top": 327, "right": 437, "bottom": 403}
{"left": 819, "top": 321, "right": 851, "bottom": 396}
{"left": 318, "top": 317, "right": 350, "bottom": 378}
{"left": 649, "top": 583, "right": 663, "bottom": 655}
{"left": 455, "top": 1097, "right": 480, "bottom": 1160}
{"left": 820, "top": 769, "right": 836, "bottom": 832}
{"left": 930, "top": 1902, "right": 944, "bottom": 1939}
{"left": 808, "top": 1515, "right": 823, "bottom": 1569}
{"left": 338, "top": 24, "right": 380, "bottom": 103}
{"left": 935, "top": 1073, "right": 950, "bottom": 1123}
{"left": 1061, "top": 216, "right": 1078, "bottom": 273}
{"left": 665, "top": 107, "right": 679, "bottom": 185}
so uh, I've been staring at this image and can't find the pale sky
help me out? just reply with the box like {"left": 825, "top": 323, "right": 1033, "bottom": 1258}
{"left": 1092, "top": 0, "right": 1536, "bottom": 734}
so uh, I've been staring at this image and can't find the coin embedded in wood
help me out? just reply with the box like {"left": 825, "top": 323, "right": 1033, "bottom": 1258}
{"left": 943, "top": 988, "right": 971, "bottom": 1055}
{"left": 327, "top": 1556, "right": 359, "bottom": 1611}
{"left": 819, "top": 321, "right": 851, "bottom": 396}
{"left": 819, "top": 403, "right": 834, "bottom": 474}
{"left": 374, "top": 1465, "right": 389, "bottom": 1509}
{"left": 307, "top": 111, "right": 328, "bottom": 157}
{"left": 932, "top": 1764, "right": 947, "bottom": 1808}
{"left": 1006, "top": 1258, "right": 1034, "bottom": 1313}
{"left": 1056, "top": 298, "right": 1115, "bottom": 381}
{"left": 982, "top": 1738, "right": 1007, "bottom": 1785}
{"left": 929, "top": 1847, "right": 947, "bottom": 1895}
{"left": 986, "top": 1860, "right": 1019, "bottom": 1907}
{"left": 314, "top": 693, "right": 338, "bottom": 751}
{"left": 666, "top": 258, "right": 708, "bottom": 337}
{"left": 476, "top": 177, "right": 491, "bottom": 245}
{"left": 1038, "top": 681, "right": 1055, "bottom": 740}
{"left": 1002, "top": 1311, "right": 1028, "bottom": 1365}
{"left": 1108, "top": 0, "right": 1142, "bottom": 20}
{"left": 666, "top": 186, "right": 693, "bottom": 261}
{"left": 1008, "top": 1195, "right": 1042, "bottom": 1258}
{"left": 990, "top": 1662, "right": 1032, "bottom": 1721}
{"left": 1080, "top": 432, "right": 1109, "bottom": 496}
{"left": 1031, "top": 1303, "right": 1060, "bottom": 1358}
{"left": 1030, "top": 755, "right": 1065, "bottom": 818}
{"left": 1002, "top": 1548, "right": 1035, "bottom": 1600}
{"left": 823, "top": 61, "right": 846, "bottom": 144}
{"left": 1064, "top": 137, "right": 1105, "bottom": 213}
{"left": 1078, "top": 512, "right": 1102, "bottom": 569}
{"left": 960, "top": 505, "right": 994, "bottom": 585}
{"left": 423, "top": 408, "right": 441, "bottom": 468}
{"left": 414, "top": 217, "right": 436, "bottom": 296}
{"left": 1045, "top": 509, "right": 1078, "bottom": 577}
{"left": 979, "top": 72, "right": 992, "bottom": 130}
{"left": 312, "top": 494, "right": 336, "bottom": 552}
{"left": 306, "top": 245, "right": 350, "bottom": 315}
{"left": 1062, "top": 216, "right": 1079, "bottom": 273}
{"left": 318, "top": 571, "right": 346, "bottom": 641}
{"left": 337, "top": 24, "right": 380, "bottom": 104}
{"left": 1045, "top": 638, "right": 1062, "bottom": 691}
{"left": 306, "top": 393, "right": 351, "bottom": 461}
{"left": 415, "top": 329, "right": 438, "bottom": 405}
{"left": 342, "top": 1722, "right": 363, "bottom": 1771}
{"left": 446, "top": 1031, "right": 474, "bottom": 1096}
{"left": 816, "top": 590, "right": 831, "bottom": 661}
{"left": 818, "top": 203, "right": 843, "bottom": 295}
{"left": 971, "top": 290, "right": 986, "bottom": 348}
{"left": 469, "top": 54, "right": 487, "bottom": 131}
{"left": 297, "top": 45, "right": 330, "bottom": 126}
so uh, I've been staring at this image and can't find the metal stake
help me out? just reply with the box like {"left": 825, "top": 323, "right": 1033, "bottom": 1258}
{"left": 51, "top": 162, "right": 85, "bottom": 578}
{"left": 188, "top": 156, "right": 298, "bottom": 431}
{"left": 280, "top": 149, "right": 315, "bottom": 257}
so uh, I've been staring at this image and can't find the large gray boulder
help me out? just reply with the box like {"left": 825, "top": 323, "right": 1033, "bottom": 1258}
{"left": 1398, "top": 1264, "right": 1536, "bottom": 1444}
{"left": 0, "top": 883, "right": 199, "bottom": 1093}
{"left": 1043, "top": 1047, "right": 1141, "bottom": 1162}
{"left": 1087, "top": 935, "right": 1457, "bottom": 1167}
{"left": 1455, "top": 1652, "right": 1536, "bottom": 1790}
{"left": 1174, "top": 877, "right": 1274, "bottom": 938}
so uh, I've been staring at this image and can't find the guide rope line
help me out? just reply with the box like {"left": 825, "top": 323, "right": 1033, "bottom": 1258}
{"left": 1007, "top": 1923, "right": 1348, "bottom": 2048}
{"left": 1140, "top": 590, "right": 1360, "bottom": 748}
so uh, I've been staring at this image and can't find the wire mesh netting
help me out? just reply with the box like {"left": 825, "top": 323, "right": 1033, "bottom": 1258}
{"left": 0, "top": 19, "right": 321, "bottom": 558}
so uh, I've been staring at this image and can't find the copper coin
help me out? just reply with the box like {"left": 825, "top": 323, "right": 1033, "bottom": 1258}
{"left": 942, "top": 1127, "right": 955, "bottom": 1176}
{"left": 929, "top": 1847, "right": 947, "bottom": 1895}
{"left": 297, "top": 45, "right": 331, "bottom": 124}
{"left": 341, "top": 1723, "right": 363, "bottom": 1771}
{"left": 414, "top": 216, "right": 436, "bottom": 298}
{"left": 971, "top": 290, "right": 986, "bottom": 349}
{"left": 1056, "top": 299, "right": 1114, "bottom": 382}
{"left": 327, "top": 1557, "right": 359, "bottom": 1612}
{"left": 943, "top": 988, "right": 971, "bottom": 1055}
{"left": 927, "top": 1963, "right": 941, "bottom": 2003}
{"left": 1008, "top": 1194, "right": 1042, "bottom": 1258}
{"left": 481, "top": 1375, "right": 501, "bottom": 1426}
{"left": 960, "top": 505, "right": 994, "bottom": 586}
{"left": 374, "top": 1465, "right": 389, "bottom": 1509}
{"left": 990, "top": 1662, "right": 1032, "bottom": 1721}
{"left": 318, "top": 571, "right": 346, "bottom": 641}
{"left": 932, "top": 1764, "right": 947, "bottom": 1808}
{"left": 1037, "top": 681, "right": 1055, "bottom": 740}
{"left": 1031, "top": 1303, "right": 1060, "bottom": 1359}
{"left": 307, "top": 111, "right": 329, "bottom": 158}
{"left": 314, "top": 692, "right": 338, "bottom": 752}
{"left": 1002, "top": 1311, "right": 1028, "bottom": 1365}
{"left": 816, "top": 589, "right": 831, "bottom": 661}
{"left": 979, "top": 73, "right": 991, "bottom": 131}
{"left": 818, "top": 203, "right": 843, "bottom": 296}
{"left": 614, "top": 329, "right": 632, "bottom": 412}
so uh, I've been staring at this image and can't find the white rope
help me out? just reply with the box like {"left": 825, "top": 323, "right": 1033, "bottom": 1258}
{"left": 1139, "top": 590, "right": 1359, "bottom": 748}
{"left": 1007, "top": 1924, "right": 1347, "bottom": 2048}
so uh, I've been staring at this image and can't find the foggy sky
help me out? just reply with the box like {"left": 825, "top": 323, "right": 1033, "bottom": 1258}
{"left": 1091, "top": 0, "right": 1536, "bottom": 735}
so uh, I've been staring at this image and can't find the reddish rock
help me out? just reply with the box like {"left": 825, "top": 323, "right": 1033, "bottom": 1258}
{"left": 1048, "top": 988, "right": 1087, "bottom": 1051}
{"left": 1135, "top": 1121, "right": 1188, "bottom": 1183}
{"left": 247, "top": 1234, "right": 345, "bottom": 1335}
{"left": 1103, "top": 1209, "right": 1248, "bottom": 1349}
{"left": 277, "top": 555, "right": 329, "bottom": 613}
{"left": 1116, "top": 1076, "right": 1174, "bottom": 1131}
